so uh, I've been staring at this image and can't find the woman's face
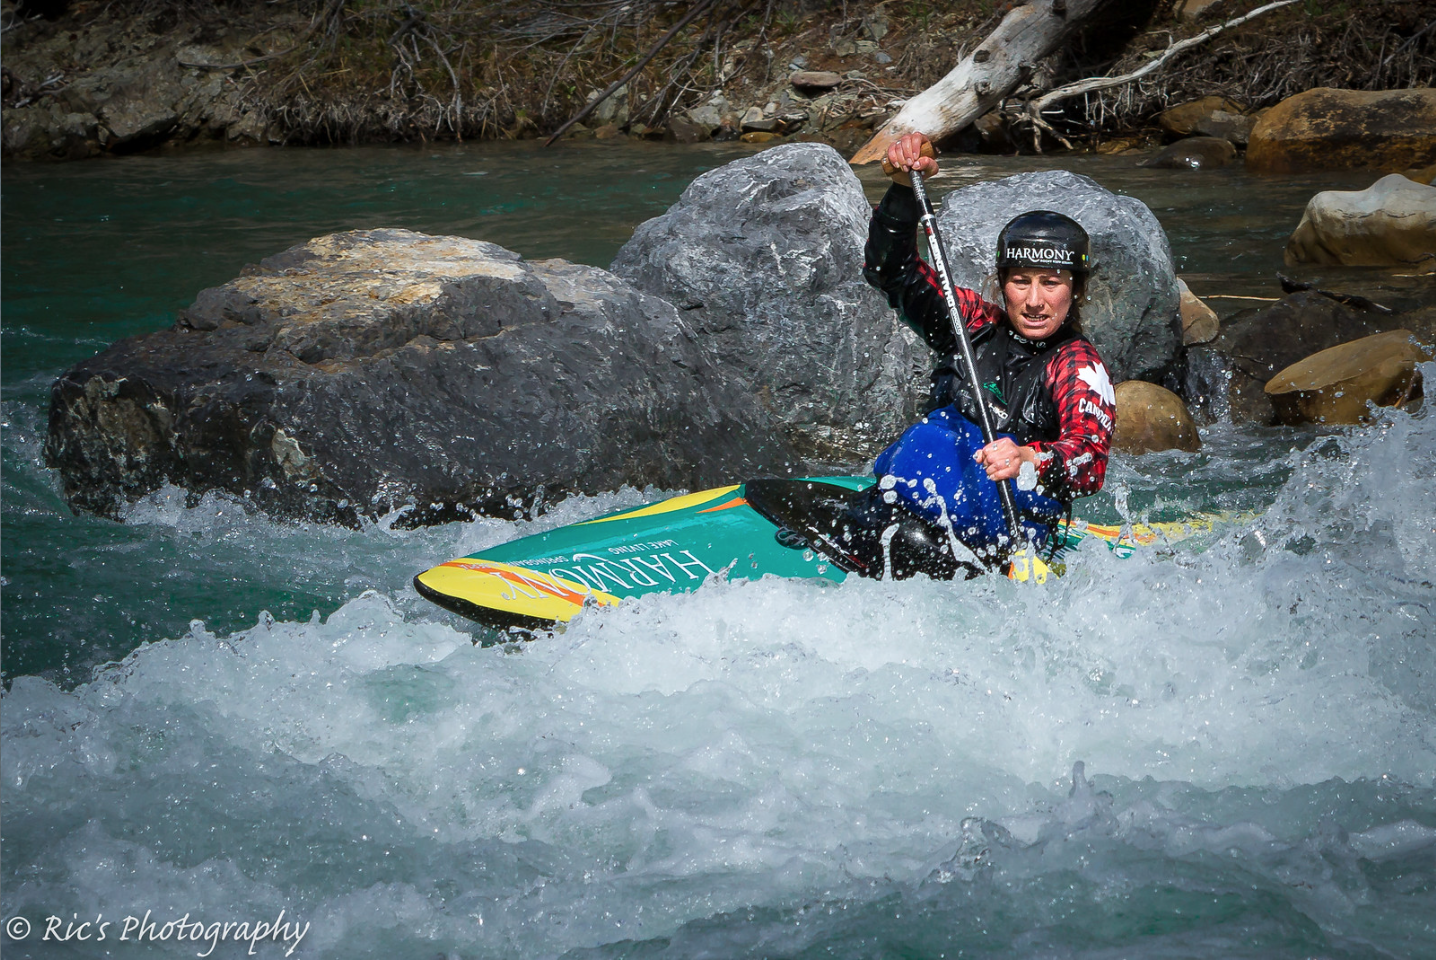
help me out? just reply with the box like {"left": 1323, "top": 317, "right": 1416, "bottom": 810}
{"left": 1002, "top": 268, "right": 1074, "bottom": 340}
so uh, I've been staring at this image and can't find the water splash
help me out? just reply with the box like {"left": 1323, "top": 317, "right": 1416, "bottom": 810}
{"left": 5, "top": 401, "right": 1435, "bottom": 957}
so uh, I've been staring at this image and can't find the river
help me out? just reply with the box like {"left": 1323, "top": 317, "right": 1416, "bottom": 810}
{"left": 3, "top": 140, "right": 1433, "bottom": 958}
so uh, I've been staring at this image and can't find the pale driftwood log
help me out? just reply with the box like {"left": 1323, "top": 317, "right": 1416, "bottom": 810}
{"left": 850, "top": 0, "right": 1108, "bottom": 165}
{"left": 1019, "top": 0, "right": 1300, "bottom": 150}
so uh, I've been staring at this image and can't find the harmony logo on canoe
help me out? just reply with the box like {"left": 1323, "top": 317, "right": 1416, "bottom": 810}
{"left": 439, "top": 560, "right": 619, "bottom": 607}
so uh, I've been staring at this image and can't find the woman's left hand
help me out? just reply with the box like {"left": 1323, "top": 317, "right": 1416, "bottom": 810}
{"left": 975, "top": 438, "right": 1035, "bottom": 482}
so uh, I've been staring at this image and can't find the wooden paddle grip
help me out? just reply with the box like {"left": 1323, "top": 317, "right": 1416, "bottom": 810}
{"left": 881, "top": 140, "right": 937, "bottom": 185}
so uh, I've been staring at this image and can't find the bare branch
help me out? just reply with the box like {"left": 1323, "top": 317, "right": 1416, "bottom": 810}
{"left": 544, "top": 0, "right": 717, "bottom": 144}
{"left": 1024, "top": 0, "right": 1300, "bottom": 119}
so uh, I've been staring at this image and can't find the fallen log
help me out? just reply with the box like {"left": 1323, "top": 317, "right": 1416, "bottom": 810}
{"left": 850, "top": 0, "right": 1108, "bottom": 165}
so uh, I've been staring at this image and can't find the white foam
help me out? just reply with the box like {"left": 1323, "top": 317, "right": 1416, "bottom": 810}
{"left": 5, "top": 403, "right": 1435, "bottom": 957}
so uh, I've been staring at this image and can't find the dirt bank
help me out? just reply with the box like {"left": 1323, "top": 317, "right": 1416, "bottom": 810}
{"left": 3, "top": 0, "right": 1433, "bottom": 161}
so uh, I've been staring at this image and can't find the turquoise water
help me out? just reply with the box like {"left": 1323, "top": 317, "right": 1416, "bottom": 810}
{"left": 3, "top": 140, "right": 761, "bottom": 679}
{"left": 3, "top": 141, "right": 1434, "bottom": 959}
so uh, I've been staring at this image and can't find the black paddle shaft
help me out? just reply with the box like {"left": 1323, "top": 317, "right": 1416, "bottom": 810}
{"left": 908, "top": 170, "right": 1024, "bottom": 547}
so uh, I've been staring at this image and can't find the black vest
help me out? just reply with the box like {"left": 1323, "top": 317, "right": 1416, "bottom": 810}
{"left": 929, "top": 322, "right": 1082, "bottom": 446}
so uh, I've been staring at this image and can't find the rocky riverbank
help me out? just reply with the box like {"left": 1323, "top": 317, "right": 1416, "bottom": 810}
{"left": 4, "top": 0, "right": 1433, "bottom": 162}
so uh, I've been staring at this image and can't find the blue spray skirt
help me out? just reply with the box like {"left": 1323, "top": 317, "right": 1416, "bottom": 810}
{"left": 873, "top": 406, "right": 1065, "bottom": 550}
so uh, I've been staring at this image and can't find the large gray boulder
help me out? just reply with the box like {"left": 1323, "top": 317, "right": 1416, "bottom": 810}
{"left": 46, "top": 229, "right": 795, "bottom": 527}
{"left": 611, "top": 143, "right": 929, "bottom": 460}
{"left": 934, "top": 170, "right": 1182, "bottom": 383}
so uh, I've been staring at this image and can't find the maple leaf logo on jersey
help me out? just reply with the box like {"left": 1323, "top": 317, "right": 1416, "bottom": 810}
{"left": 1077, "top": 363, "right": 1115, "bottom": 406}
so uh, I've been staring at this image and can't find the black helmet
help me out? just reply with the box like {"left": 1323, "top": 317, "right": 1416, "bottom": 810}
{"left": 996, "top": 211, "right": 1091, "bottom": 274}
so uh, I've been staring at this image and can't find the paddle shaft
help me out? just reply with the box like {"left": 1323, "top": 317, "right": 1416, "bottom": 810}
{"left": 908, "top": 170, "right": 1024, "bottom": 547}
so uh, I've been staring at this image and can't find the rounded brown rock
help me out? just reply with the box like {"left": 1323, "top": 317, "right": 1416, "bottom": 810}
{"left": 1246, "top": 88, "right": 1436, "bottom": 175}
{"left": 1157, "top": 96, "right": 1243, "bottom": 137}
{"left": 1177, "top": 279, "right": 1220, "bottom": 346}
{"left": 1112, "top": 381, "right": 1201, "bottom": 454}
{"left": 1264, "top": 329, "right": 1431, "bottom": 425}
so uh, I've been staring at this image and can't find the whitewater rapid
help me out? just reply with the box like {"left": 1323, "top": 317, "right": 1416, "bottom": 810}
{"left": 4, "top": 385, "right": 1434, "bottom": 959}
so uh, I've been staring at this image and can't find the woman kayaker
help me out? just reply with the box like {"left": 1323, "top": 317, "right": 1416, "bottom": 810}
{"left": 841, "top": 131, "right": 1116, "bottom": 575}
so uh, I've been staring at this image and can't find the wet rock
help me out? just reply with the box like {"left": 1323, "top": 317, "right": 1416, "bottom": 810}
{"left": 1113, "top": 381, "right": 1201, "bottom": 454}
{"left": 1397, "top": 304, "right": 1436, "bottom": 345}
{"left": 593, "top": 124, "right": 621, "bottom": 140}
{"left": 611, "top": 143, "right": 928, "bottom": 460}
{"left": 667, "top": 117, "right": 710, "bottom": 143}
{"left": 1157, "top": 96, "right": 1242, "bottom": 137}
{"left": 933, "top": 169, "right": 1182, "bottom": 383}
{"left": 1178, "top": 279, "right": 1219, "bottom": 345}
{"left": 1184, "top": 291, "right": 1385, "bottom": 423}
{"left": 1285, "top": 174, "right": 1436, "bottom": 268}
{"left": 1265, "top": 329, "right": 1430, "bottom": 425}
{"left": 739, "top": 131, "right": 780, "bottom": 144}
{"left": 1247, "top": 87, "right": 1436, "bottom": 175}
{"left": 46, "top": 229, "right": 794, "bottom": 526}
{"left": 1142, "top": 136, "right": 1237, "bottom": 170}
{"left": 1193, "top": 110, "right": 1256, "bottom": 146}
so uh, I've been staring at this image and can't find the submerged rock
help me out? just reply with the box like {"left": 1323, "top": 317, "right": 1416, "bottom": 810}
{"left": 611, "top": 143, "right": 928, "bottom": 460}
{"left": 1246, "top": 87, "right": 1436, "bottom": 175}
{"left": 933, "top": 169, "right": 1182, "bottom": 384}
{"left": 46, "top": 229, "right": 794, "bottom": 526}
{"left": 1285, "top": 174, "right": 1436, "bottom": 268}
{"left": 1143, "top": 136, "right": 1237, "bottom": 170}
{"left": 1265, "top": 329, "right": 1430, "bottom": 425}
{"left": 1112, "top": 381, "right": 1201, "bottom": 454}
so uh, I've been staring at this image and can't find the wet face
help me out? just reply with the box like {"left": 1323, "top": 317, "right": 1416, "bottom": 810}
{"left": 1002, "top": 268, "right": 1075, "bottom": 341}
